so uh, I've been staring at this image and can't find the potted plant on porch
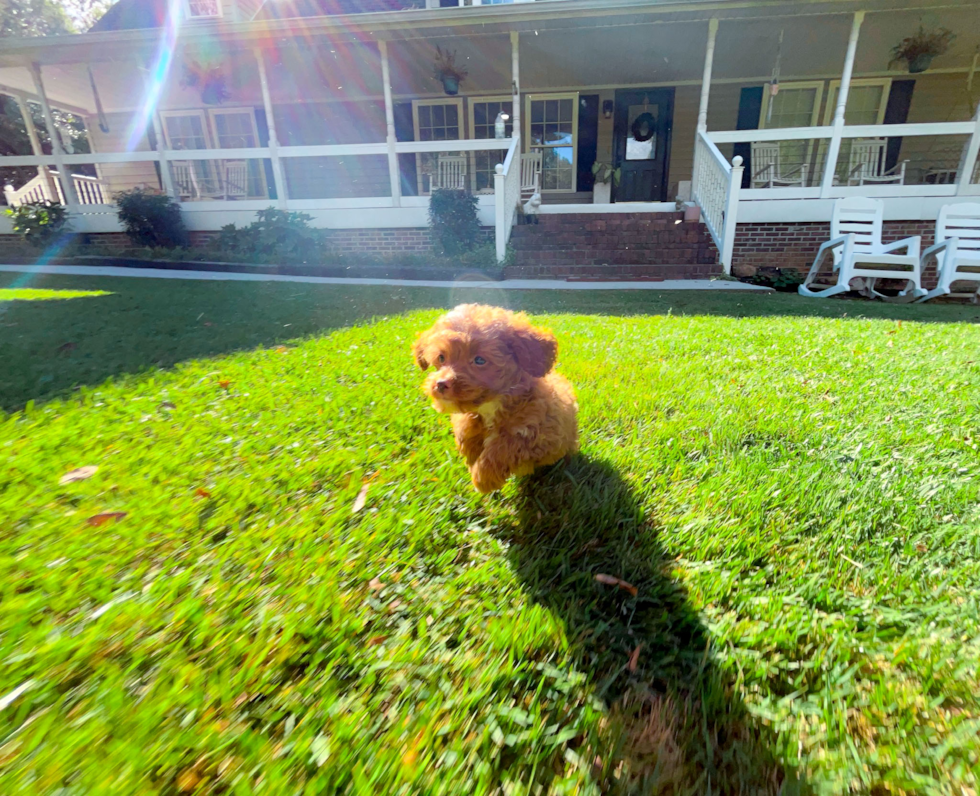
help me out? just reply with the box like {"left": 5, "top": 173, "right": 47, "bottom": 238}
{"left": 890, "top": 27, "right": 955, "bottom": 74}
{"left": 591, "top": 161, "right": 620, "bottom": 204}
{"left": 433, "top": 47, "right": 468, "bottom": 96}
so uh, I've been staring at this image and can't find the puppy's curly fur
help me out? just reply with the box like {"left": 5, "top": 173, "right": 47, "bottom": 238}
{"left": 413, "top": 304, "right": 579, "bottom": 493}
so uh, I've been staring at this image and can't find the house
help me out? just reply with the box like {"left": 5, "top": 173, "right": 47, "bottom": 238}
{"left": 1, "top": 0, "right": 978, "bottom": 277}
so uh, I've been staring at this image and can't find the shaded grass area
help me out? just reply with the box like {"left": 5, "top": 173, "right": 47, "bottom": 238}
{"left": 2, "top": 273, "right": 980, "bottom": 793}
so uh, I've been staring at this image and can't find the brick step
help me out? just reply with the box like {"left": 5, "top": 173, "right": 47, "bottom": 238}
{"left": 503, "top": 263, "right": 723, "bottom": 280}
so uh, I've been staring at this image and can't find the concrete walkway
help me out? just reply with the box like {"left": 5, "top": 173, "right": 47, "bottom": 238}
{"left": 0, "top": 264, "right": 770, "bottom": 291}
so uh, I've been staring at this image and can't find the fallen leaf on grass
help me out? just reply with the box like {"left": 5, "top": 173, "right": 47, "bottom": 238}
{"left": 352, "top": 483, "right": 369, "bottom": 513}
{"left": 176, "top": 769, "right": 200, "bottom": 792}
{"left": 367, "top": 635, "right": 386, "bottom": 646}
{"left": 158, "top": 401, "right": 176, "bottom": 411}
{"left": 276, "top": 346, "right": 289, "bottom": 353}
{"left": 195, "top": 488, "right": 212, "bottom": 499}
{"left": 368, "top": 577, "right": 383, "bottom": 591}
{"left": 60, "top": 466, "right": 98, "bottom": 485}
{"left": 595, "top": 573, "right": 638, "bottom": 597}
{"left": 628, "top": 644, "right": 644, "bottom": 672}
{"left": 218, "top": 380, "right": 231, "bottom": 390}
{"left": 916, "top": 543, "right": 928, "bottom": 553}
{"left": 87, "top": 512, "right": 127, "bottom": 527}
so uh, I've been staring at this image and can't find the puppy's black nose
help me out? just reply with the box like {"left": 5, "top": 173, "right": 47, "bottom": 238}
{"left": 436, "top": 379, "right": 451, "bottom": 393}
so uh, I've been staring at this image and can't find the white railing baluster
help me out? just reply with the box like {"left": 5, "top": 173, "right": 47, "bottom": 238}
{"left": 493, "top": 135, "right": 521, "bottom": 264}
{"left": 692, "top": 130, "right": 741, "bottom": 275}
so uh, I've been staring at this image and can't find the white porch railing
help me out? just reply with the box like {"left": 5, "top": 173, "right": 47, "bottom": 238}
{"left": 4, "top": 170, "right": 108, "bottom": 207}
{"left": 493, "top": 135, "right": 521, "bottom": 264}
{"left": 692, "top": 130, "right": 743, "bottom": 274}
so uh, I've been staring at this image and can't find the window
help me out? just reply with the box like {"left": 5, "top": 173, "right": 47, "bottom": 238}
{"left": 187, "top": 0, "right": 222, "bottom": 18}
{"left": 469, "top": 96, "right": 514, "bottom": 194}
{"left": 162, "top": 111, "right": 211, "bottom": 151}
{"left": 822, "top": 79, "right": 891, "bottom": 126}
{"left": 208, "top": 108, "right": 267, "bottom": 199}
{"left": 758, "top": 82, "right": 823, "bottom": 187}
{"left": 525, "top": 93, "right": 578, "bottom": 192}
{"left": 413, "top": 98, "right": 464, "bottom": 194}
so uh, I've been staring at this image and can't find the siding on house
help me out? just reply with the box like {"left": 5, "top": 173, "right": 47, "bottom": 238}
{"left": 87, "top": 112, "right": 160, "bottom": 195}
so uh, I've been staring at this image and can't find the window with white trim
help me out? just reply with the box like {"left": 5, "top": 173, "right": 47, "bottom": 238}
{"left": 207, "top": 108, "right": 267, "bottom": 199}
{"left": 822, "top": 79, "right": 891, "bottom": 126}
{"left": 187, "top": 0, "right": 222, "bottom": 18}
{"left": 469, "top": 96, "right": 513, "bottom": 194}
{"left": 413, "top": 98, "right": 464, "bottom": 194}
{"left": 758, "top": 82, "right": 824, "bottom": 186}
{"left": 525, "top": 93, "right": 578, "bottom": 192}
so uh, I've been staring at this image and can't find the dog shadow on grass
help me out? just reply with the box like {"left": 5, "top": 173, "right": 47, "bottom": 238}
{"left": 492, "top": 454, "right": 788, "bottom": 795}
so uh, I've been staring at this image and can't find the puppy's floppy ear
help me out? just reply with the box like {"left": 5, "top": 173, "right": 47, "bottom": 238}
{"left": 507, "top": 322, "right": 557, "bottom": 377}
{"left": 412, "top": 332, "right": 430, "bottom": 370}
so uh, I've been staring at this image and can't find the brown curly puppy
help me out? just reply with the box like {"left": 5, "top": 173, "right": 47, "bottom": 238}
{"left": 413, "top": 304, "right": 579, "bottom": 493}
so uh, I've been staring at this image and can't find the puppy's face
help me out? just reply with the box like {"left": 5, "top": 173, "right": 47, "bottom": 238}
{"left": 413, "top": 305, "right": 557, "bottom": 413}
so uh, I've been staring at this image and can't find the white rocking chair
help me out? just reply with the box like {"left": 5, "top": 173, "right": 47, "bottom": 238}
{"left": 224, "top": 160, "right": 249, "bottom": 198}
{"left": 750, "top": 142, "right": 809, "bottom": 188}
{"left": 431, "top": 155, "right": 467, "bottom": 191}
{"left": 917, "top": 202, "right": 980, "bottom": 303}
{"left": 799, "top": 196, "right": 924, "bottom": 300}
{"left": 521, "top": 150, "right": 542, "bottom": 199}
{"left": 170, "top": 160, "right": 200, "bottom": 200}
{"left": 846, "top": 138, "right": 907, "bottom": 186}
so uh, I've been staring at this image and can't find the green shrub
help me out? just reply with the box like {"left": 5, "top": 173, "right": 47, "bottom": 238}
{"left": 115, "top": 189, "right": 188, "bottom": 248}
{"left": 746, "top": 266, "right": 805, "bottom": 292}
{"left": 213, "top": 208, "right": 325, "bottom": 261}
{"left": 5, "top": 201, "right": 69, "bottom": 248}
{"left": 428, "top": 189, "right": 481, "bottom": 256}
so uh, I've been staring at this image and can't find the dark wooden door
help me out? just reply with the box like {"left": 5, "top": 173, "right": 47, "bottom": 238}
{"left": 613, "top": 88, "right": 673, "bottom": 202}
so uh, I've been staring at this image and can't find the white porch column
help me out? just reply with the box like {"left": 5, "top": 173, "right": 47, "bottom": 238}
{"left": 29, "top": 62, "right": 78, "bottom": 207}
{"left": 379, "top": 40, "right": 401, "bottom": 207}
{"left": 511, "top": 32, "right": 520, "bottom": 139}
{"left": 690, "top": 18, "right": 719, "bottom": 202}
{"left": 696, "top": 18, "right": 719, "bottom": 133}
{"left": 820, "top": 10, "right": 865, "bottom": 197}
{"left": 138, "top": 62, "right": 176, "bottom": 200}
{"left": 255, "top": 48, "right": 288, "bottom": 209}
{"left": 955, "top": 100, "right": 980, "bottom": 195}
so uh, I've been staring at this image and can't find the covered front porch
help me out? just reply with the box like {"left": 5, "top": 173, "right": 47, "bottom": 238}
{"left": 0, "top": 0, "right": 978, "bottom": 268}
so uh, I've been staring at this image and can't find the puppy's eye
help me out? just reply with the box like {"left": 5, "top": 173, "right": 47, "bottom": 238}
{"left": 474, "top": 356, "right": 487, "bottom": 366}
{"left": 437, "top": 354, "right": 445, "bottom": 364}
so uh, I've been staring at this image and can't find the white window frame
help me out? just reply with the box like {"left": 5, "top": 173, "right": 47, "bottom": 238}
{"left": 412, "top": 97, "right": 465, "bottom": 195}
{"left": 160, "top": 109, "right": 214, "bottom": 150}
{"left": 758, "top": 80, "right": 825, "bottom": 130}
{"left": 524, "top": 92, "right": 579, "bottom": 193}
{"left": 206, "top": 107, "right": 268, "bottom": 199}
{"left": 822, "top": 78, "right": 892, "bottom": 126}
{"left": 186, "top": 0, "right": 223, "bottom": 19}
{"left": 468, "top": 95, "right": 513, "bottom": 194}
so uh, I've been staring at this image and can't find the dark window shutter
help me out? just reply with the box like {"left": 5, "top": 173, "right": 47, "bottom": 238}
{"left": 577, "top": 95, "right": 599, "bottom": 192}
{"left": 883, "top": 80, "right": 915, "bottom": 173}
{"left": 734, "top": 86, "right": 764, "bottom": 188}
{"left": 394, "top": 101, "right": 417, "bottom": 197}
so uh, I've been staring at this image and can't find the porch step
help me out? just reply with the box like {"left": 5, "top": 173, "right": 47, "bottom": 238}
{"left": 502, "top": 263, "right": 723, "bottom": 280}
{"left": 510, "top": 211, "right": 719, "bottom": 273}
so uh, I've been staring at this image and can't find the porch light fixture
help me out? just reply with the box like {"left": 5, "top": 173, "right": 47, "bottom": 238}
{"left": 495, "top": 112, "right": 510, "bottom": 139}
{"left": 602, "top": 100, "right": 613, "bottom": 119}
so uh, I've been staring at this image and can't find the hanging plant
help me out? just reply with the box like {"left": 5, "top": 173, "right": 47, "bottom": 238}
{"left": 432, "top": 47, "right": 468, "bottom": 96}
{"left": 890, "top": 27, "right": 955, "bottom": 74}
{"left": 180, "top": 60, "right": 231, "bottom": 105}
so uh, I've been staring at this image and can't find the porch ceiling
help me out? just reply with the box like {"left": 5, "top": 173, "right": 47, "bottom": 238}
{"left": 1, "top": 1, "right": 978, "bottom": 114}
{"left": 0, "top": 0, "right": 978, "bottom": 71}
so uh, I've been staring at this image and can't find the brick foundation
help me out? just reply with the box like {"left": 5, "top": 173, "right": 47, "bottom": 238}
{"left": 731, "top": 221, "right": 936, "bottom": 277}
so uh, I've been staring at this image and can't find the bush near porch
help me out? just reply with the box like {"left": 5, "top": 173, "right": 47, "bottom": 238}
{"left": 2, "top": 276, "right": 980, "bottom": 794}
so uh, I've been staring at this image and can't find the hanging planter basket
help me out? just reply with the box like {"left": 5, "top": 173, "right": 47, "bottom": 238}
{"left": 432, "top": 47, "right": 468, "bottom": 97}
{"left": 180, "top": 61, "right": 231, "bottom": 106}
{"left": 890, "top": 27, "right": 954, "bottom": 75}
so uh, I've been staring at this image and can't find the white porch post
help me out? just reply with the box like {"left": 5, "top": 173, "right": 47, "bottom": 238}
{"left": 955, "top": 100, "right": 980, "bottom": 195}
{"left": 255, "top": 48, "right": 288, "bottom": 209}
{"left": 697, "top": 18, "right": 719, "bottom": 134}
{"left": 511, "top": 31, "right": 520, "bottom": 139}
{"left": 820, "top": 10, "right": 865, "bottom": 197}
{"left": 29, "top": 62, "right": 78, "bottom": 207}
{"left": 691, "top": 18, "right": 719, "bottom": 200}
{"left": 379, "top": 40, "right": 402, "bottom": 207}
{"left": 139, "top": 63, "right": 176, "bottom": 200}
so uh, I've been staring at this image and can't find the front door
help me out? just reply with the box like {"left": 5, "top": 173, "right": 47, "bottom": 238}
{"left": 613, "top": 88, "right": 673, "bottom": 202}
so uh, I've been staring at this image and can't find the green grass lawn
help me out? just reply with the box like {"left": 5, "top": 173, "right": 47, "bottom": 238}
{"left": 3, "top": 273, "right": 980, "bottom": 795}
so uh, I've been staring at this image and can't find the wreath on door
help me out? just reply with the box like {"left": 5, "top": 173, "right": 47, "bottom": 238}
{"left": 631, "top": 112, "right": 656, "bottom": 142}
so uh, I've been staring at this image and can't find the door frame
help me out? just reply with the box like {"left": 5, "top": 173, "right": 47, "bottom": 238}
{"left": 612, "top": 87, "right": 674, "bottom": 203}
